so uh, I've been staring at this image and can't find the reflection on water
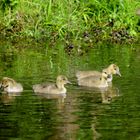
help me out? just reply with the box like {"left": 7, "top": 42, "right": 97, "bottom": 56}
{"left": 0, "top": 42, "right": 140, "bottom": 140}
{"left": 101, "top": 86, "right": 120, "bottom": 104}
{"left": 0, "top": 92, "right": 22, "bottom": 105}
{"left": 36, "top": 92, "right": 66, "bottom": 110}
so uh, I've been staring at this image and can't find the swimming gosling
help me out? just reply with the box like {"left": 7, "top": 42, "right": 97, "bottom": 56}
{"left": 77, "top": 71, "right": 109, "bottom": 88}
{"left": 33, "top": 75, "right": 71, "bottom": 94}
{"left": 0, "top": 77, "right": 23, "bottom": 93}
{"left": 76, "top": 64, "right": 121, "bottom": 82}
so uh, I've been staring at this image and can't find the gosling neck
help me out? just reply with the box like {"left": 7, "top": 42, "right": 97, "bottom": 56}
{"left": 100, "top": 76, "right": 107, "bottom": 83}
{"left": 56, "top": 81, "right": 65, "bottom": 90}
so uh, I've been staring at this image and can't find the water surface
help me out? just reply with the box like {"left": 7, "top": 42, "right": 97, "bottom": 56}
{"left": 0, "top": 41, "right": 140, "bottom": 140}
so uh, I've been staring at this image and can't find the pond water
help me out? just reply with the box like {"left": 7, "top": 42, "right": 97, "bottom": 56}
{"left": 0, "top": 41, "right": 140, "bottom": 140}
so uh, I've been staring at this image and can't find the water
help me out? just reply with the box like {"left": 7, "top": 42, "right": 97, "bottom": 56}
{"left": 0, "top": 41, "right": 140, "bottom": 140}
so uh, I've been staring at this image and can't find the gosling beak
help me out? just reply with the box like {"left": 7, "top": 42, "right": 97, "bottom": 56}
{"left": 0, "top": 84, "right": 9, "bottom": 90}
{"left": 67, "top": 80, "right": 72, "bottom": 84}
{"left": 117, "top": 70, "right": 121, "bottom": 77}
{"left": 0, "top": 85, "right": 4, "bottom": 91}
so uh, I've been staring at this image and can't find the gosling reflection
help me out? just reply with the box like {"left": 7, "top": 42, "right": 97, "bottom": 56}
{"left": 35, "top": 92, "right": 66, "bottom": 109}
{"left": 92, "top": 123, "right": 102, "bottom": 140}
{"left": 101, "top": 86, "right": 120, "bottom": 104}
{"left": 0, "top": 92, "right": 21, "bottom": 105}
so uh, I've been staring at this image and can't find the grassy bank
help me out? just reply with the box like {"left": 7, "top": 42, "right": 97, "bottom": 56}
{"left": 0, "top": 0, "right": 140, "bottom": 45}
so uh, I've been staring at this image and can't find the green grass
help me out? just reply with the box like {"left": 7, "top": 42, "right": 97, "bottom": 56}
{"left": 0, "top": 0, "right": 140, "bottom": 43}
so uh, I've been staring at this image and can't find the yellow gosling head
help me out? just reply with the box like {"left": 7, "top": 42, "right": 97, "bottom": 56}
{"left": 108, "top": 64, "right": 121, "bottom": 76}
{"left": 1, "top": 77, "right": 16, "bottom": 89}
{"left": 56, "top": 75, "right": 71, "bottom": 86}
{"left": 101, "top": 70, "right": 109, "bottom": 81}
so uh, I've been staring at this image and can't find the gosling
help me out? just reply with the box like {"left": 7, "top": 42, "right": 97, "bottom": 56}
{"left": 33, "top": 75, "right": 71, "bottom": 94}
{"left": 77, "top": 71, "right": 109, "bottom": 88}
{"left": 0, "top": 77, "right": 23, "bottom": 93}
{"left": 76, "top": 64, "right": 121, "bottom": 82}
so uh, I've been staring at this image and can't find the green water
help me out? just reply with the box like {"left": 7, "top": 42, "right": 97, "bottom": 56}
{"left": 0, "top": 41, "right": 140, "bottom": 140}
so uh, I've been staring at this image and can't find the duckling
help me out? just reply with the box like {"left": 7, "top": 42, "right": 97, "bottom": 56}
{"left": 0, "top": 77, "right": 23, "bottom": 93}
{"left": 77, "top": 71, "right": 109, "bottom": 88}
{"left": 33, "top": 75, "right": 71, "bottom": 94}
{"left": 103, "top": 64, "right": 121, "bottom": 82}
{"left": 76, "top": 64, "right": 121, "bottom": 82}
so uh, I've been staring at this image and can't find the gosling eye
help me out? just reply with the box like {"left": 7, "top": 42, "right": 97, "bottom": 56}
{"left": 1, "top": 84, "right": 9, "bottom": 88}
{"left": 1, "top": 82, "right": 9, "bottom": 88}
{"left": 1, "top": 82, "right": 4, "bottom": 86}
{"left": 107, "top": 97, "right": 112, "bottom": 101}
{"left": 62, "top": 78, "right": 66, "bottom": 81}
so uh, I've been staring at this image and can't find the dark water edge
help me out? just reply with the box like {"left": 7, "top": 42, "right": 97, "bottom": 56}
{"left": 0, "top": 40, "right": 140, "bottom": 140}
{"left": 0, "top": 36, "right": 139, "bottom": 60}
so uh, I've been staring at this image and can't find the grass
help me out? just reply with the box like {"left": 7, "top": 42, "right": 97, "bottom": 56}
{"left": 0, "top": 0, "right": 140, "bottom": 44}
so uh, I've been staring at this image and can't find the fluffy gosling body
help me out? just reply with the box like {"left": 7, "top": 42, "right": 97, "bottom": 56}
{"left": 77, "top": 71, "right": 109, "bottom": 88}
{"left": 33, "top": 75, "right": 70, "bottom": 94}
{"left": 0, "top": 77, "right": 23, "bottom": 93}
{"left": 76, "top": 64, "right": 121, "bottom": 82}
